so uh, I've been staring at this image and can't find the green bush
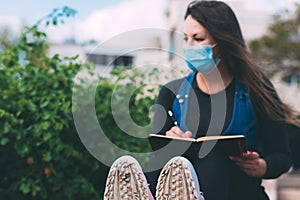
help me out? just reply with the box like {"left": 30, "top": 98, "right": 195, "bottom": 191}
{"left": 0, "top": 10, "right": 158, "bottom": 199}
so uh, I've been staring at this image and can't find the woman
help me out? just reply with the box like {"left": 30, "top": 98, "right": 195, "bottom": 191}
{"left": 104, "top": 1, "right": 293, "bottom": 199}
{"left": 149, "top": 0, "right": 293, "bottom": 199}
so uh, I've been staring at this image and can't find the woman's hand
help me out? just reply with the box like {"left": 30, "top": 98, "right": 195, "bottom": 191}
{"left": 165, "top": 126, "right": 192, "bottom": 138}
{"left": 229, "top": 151, "right": 267, "bottom": 178}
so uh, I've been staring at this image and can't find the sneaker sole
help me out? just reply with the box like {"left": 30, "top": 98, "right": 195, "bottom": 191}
{"left": 104, "top": 156, "right": 149, "bottom": 200}
{"left": 156, "top": 156, "right": 200, "bottom": 200}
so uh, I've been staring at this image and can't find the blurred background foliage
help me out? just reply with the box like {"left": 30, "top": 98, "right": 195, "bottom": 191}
{"left": 0, "top": 7, "right": 157, "bottom": 199}
{"left": 249, "top": 3, "right": 300, "bottom": 81}
{"left": 249, "top": 4, "right": 300, "bottom": 169}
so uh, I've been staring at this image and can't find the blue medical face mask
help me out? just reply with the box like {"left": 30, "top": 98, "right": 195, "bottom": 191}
{"left": 183, "top": 44, "right": 220, "bottom": 74}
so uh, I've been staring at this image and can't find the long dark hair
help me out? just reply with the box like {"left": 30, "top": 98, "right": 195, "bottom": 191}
{"left": 185, "top": 0, "right": 295, "bottom": 123}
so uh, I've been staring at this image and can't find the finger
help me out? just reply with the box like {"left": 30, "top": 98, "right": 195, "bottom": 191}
{"left": 166, "top": 129, "right": 179, "bottom": 137}
{"left": 229, "top": 156, "right": 246, "bottom": 162}
{"left": 172, "top": 127, "right": 188, "bottom": 138}
{"left": 165, "top": 127, "right": 178, "bottom": 137}
{"left": 235, "top": 161, "right": 258, "bottom": 171}
{"left": 235, "top": 157, "right": 260, "bottom": 166}
{"left": 166, "top": 126, "right": 185, "bottom": 138}
{"left": 242, "top": 151, "right": 260, "bottom": 159}
{"left": 183, "top": 131, "right": 192, "bottom": 138}
{"left": 230, "top": 156, "right": 259, "bottom": 166}
{"left": 243, "top": 167, "right": 263, "bottom": 178}
{"left": 165, "top": 130, "right": 177, "bottom": 137}
{"left": 242, "top": 168, "right": 257, "bottom": 177}
{"left": 230, "top": 152, "right": 260, "bottom": 162}
{"left": 235, "top": 158, "right": 262, "bottom": 172}
{"left": 171, "top": 126, "right": 185, "bottom": 135}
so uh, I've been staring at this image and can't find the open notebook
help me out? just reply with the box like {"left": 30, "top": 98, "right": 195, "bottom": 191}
{"left": 148, "top": 134, "right": 247, "bottom": 156}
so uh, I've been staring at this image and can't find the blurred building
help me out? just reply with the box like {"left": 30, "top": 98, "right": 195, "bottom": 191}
{"left": 47, "top": 42, "right": 86, "bottom": 62}
{"left": 164, "top": 0, "right": 272, "bottom": 68}
{"left": 48, "top": 0, "right": 300, "bottom": 113}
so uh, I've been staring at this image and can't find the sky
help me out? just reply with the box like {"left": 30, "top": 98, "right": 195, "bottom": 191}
{"left": 0, "top": 0, "right": 299, "bottom": 43}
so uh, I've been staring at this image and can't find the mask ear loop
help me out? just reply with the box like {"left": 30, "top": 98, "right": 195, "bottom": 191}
{"left": 211, "top": 43, "right": 218, "bottom": 48}
{"left": 211, "top": 43, "right": 221, "bottom": 66}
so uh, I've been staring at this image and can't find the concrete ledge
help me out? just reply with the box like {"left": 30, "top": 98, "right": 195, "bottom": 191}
{"left": 277, "top": 170, "right": 300, "bottom": 200}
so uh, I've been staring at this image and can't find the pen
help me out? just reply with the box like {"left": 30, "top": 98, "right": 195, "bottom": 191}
{"left": 168, "top": 110, "right": 178, "bottom": 126}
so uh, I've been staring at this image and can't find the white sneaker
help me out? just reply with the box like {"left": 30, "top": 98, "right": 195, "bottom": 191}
{"left": 104, "top": 156, "right": 150, "bottom": 200}
{"left": 155, "top": 156, "right": 205, "bottom": 200}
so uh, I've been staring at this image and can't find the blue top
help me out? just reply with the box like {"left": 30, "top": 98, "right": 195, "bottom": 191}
{"left": 172, "top": 72, "right": 258, "bottom": 149}
{"left": 152, "top": 72, "right": 291, "bottom": 179}
{"left": 149, "top": 72, "right": 292, "bottom": 200}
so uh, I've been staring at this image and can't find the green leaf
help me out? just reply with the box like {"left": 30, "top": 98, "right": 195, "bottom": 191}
{"left": 0, "top": 138, "right": 9, "bottom": 145}
{"left": 43, "top": 132, "right": 52, "bottom": 141}
{"left": 27, "top": 102, "right": 37, "bottom": 112}
{"left": 41, "top": 121, "right": 50, "bottom": 130}
{"left": 19, "top": 179, "right": 32, "bottom": 194}
{"left": 43, "top": 152, "right": 52, "bottom": 162}
{"left": 15, "top": 143, "right": 29, "bottom": 156}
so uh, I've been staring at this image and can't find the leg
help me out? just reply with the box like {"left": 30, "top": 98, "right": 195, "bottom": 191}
{"left": 192, "top": 150, "right": 230, "bottom": 200}
{"left": 104, "top": 155, "right": 154, "bottom": 200}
